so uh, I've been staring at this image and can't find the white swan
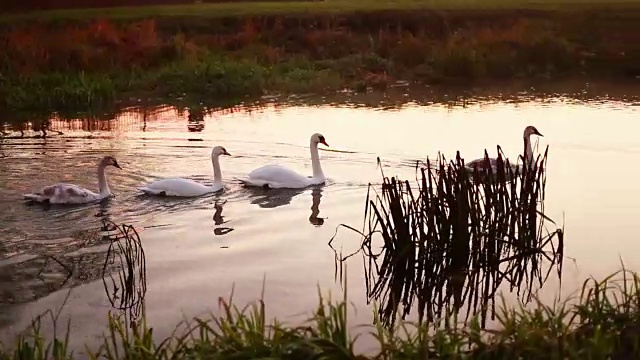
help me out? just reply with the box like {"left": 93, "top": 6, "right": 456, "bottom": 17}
{"left": 23, "top": 155, "right": 122, "bottom": 204}
{"left": 466, "top": 125, "right": 543, "bottom": 171}
{"left": 237, "top": 133, "right": 328, "bottom": 189}
{"left": 139, "top": 145, "right": 230, "bottom": 197}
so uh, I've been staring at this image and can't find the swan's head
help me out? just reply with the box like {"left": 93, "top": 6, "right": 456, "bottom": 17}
{"left": 100, "top": 155, "right": 122, "bottom": 169}
{"left": 211, "top": 146, "right": 231, "bottom": 158}
{"left": 311, "top": 133, "right": 329, "bottom": 147}
{"left": 523, "top": 125, "right": 543, "bottom": 139}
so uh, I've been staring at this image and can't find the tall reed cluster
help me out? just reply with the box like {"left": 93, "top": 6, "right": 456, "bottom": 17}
{"left": 339, "top": 146, "right": 564, "bottom": 329}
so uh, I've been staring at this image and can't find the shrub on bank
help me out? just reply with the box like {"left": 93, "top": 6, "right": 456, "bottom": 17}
{"left": 1, "top": 9, "right": 637, "bottom": 112}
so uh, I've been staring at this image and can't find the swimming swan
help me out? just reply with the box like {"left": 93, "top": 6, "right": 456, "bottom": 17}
{"left": 237, "top": 133, "right": 329, "bottom": 189}
{"left": 139, "top": 146, "right": 231, "bottom": 197}
{"left": 466, "top": 125, "right": 543, "bottom": 171}
{"left": 23, "top": 155, "right": 122, "bottom": 204}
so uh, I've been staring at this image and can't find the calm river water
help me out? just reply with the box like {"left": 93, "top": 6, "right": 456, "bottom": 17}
{"left": 1, "top": 82, "right": 639, "bottom": 353}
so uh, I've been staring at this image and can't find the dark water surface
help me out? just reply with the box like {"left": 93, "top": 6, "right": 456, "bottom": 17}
{"left": 1, "top": 81, "right": 639, "bottom": 353}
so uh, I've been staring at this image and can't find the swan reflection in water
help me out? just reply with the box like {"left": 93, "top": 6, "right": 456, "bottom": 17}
{"left": 309, "top": 187, "right": 324, "bottom": 226}
{"left": 244, "top": 186, "right": 325, "bottom": 226}
{"left": 213, "top": 199, "right": 234, "bottom": 236}
{"left": 245, "top": 187, "right": 306, "bottom": 209}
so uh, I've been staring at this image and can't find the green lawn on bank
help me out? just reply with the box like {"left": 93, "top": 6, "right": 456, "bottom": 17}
{"left": 2, "top": 0, "right": 640, "bottom": 22}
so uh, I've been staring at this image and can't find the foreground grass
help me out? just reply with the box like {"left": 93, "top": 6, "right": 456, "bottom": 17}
{"left": 1, "top": 2, "right": 638, "bottom": 113}
{"left": 3, "top": 267, "right": 640, "bottom": 359}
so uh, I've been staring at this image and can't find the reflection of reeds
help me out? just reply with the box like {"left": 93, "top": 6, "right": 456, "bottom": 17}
{"left": 101, "top": 220, "right": 147, "bottom": 325}
{"left": 335, "top": 145, "right": 563, "bottom": 328}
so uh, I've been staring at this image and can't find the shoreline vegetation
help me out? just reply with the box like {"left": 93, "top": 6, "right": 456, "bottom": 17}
{"left": 1, "top": 1, "right": 639, "bottom": 114}
{"left": 2, "top": 266, "right": 640, "bottom": 359}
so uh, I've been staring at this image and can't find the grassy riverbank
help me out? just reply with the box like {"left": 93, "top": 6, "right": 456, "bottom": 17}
{"left": 2, "top": 267, "right": 640, "bottom": 359}
{"left": 1, "top": 1, "right": 639, "bottom": 113}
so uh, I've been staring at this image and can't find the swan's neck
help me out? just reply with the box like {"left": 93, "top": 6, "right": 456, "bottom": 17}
{"left": 212, "top": 155, "right": 223, "bottom": 185}
{"left": 310, "top": 141, "right": 324, "bottom": 179}
{"left": 98, "top": 165, "right": 110, "bottom": 195}
{"left": 523, "top": 135, "right": 534, "bottom": 166}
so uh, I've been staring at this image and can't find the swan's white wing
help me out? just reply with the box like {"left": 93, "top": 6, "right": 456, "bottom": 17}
{"left": 246, "top": 164, "right": 307, "bottom": 180}
{"left": 240, "top": 164, "right": 311, "bottom": 189}
{"left": 24, "top": 183, "right": 100, "bottom": 204}
{"left": 139, "top": 177, "right": 217, "bottom": 197}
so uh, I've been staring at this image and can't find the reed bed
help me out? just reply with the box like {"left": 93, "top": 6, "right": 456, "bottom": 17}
{"left": 332, "top": 145, "right": 564, "bottom": 329}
